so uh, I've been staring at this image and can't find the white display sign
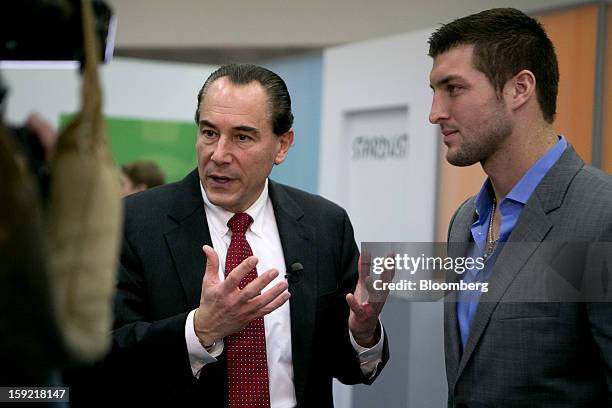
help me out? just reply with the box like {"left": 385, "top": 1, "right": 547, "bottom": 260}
{"left": 344, "top": 106, "right": 411, "bottom": 240}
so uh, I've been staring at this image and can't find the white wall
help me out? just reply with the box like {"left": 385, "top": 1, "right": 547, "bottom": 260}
{"left": 320, "top": 28, "right": 439, "bottom": 243}
{"left": 320, "top": 28, "right": 445, "bottom": 408}
{"left": 3, "top": 58, "right": 217, "bottom": 127}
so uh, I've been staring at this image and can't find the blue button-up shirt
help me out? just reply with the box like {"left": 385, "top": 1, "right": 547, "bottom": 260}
{"left": 457, "top": 136, "right": 568, "bottom": 349}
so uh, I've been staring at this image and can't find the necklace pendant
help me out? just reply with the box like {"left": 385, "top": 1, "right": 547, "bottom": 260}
{"left": 483, "top": 240, "right": 499, "bottom": 261}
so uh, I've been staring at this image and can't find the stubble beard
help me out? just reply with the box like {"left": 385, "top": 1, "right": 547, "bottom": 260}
{"left": 446, "top": 107, "right": 513, "bottom": 167}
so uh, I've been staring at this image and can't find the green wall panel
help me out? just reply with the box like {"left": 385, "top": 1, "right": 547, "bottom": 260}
{"left": 61, "top": 114, "right": 197, "bottom": 183}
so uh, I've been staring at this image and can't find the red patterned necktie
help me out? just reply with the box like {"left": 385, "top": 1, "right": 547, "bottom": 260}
{"left": 225, "top": 212, "right": 271, "bottom": 407}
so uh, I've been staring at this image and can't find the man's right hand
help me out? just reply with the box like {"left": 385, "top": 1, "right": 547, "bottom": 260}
{"left": 194, "top": 245, "right": 290, "bottom": 346}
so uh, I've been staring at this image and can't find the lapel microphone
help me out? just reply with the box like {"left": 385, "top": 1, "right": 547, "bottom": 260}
{"left": 286, "top": 262, "right": 303, "bottom": 284}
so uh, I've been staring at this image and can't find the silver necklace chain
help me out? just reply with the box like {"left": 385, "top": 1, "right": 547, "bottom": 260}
{"left": 484, "top": 198, "right": 498, "bottom": 260}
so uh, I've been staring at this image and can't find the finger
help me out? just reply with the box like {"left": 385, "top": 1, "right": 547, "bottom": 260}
{"left": 249, "top": 280, "right": 289, "bottom": 310}
{"left": 348, "top": 295, "right": 381, "bottom": 323}
{"left": 366, "top": 275, "right": 392, "bottom": 303}
{"left": 223, "top": 256, "right": 259, "bottom": 292}
{"left": 257, "top": 290, "right": 291, "bottom": 316}
{"left": 381, "top": 264, "right": 395, "bottom": 284}
{"left": 346, "top": 293, "right": 364, "bottom": 316}
{"left": 364, "top": 251, "right": 395, "bottom": 302}
{"left": 359, "top": 252, "right": 372, "bottom": 281}
{"left": 202, "top": 245, "right": 220, "bottom": 285}
{"left": 365, "top": 275, "right": 378, "bottom": 296}
{"left": 239, "top": 269, "right": 281, "bottom": 300}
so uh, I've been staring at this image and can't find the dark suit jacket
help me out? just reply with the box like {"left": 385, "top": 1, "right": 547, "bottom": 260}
{"left": 107, "top": 169, "right": 388, "bottom": 406}
{"left": 445, "top": 147, "right": 612, "bottom": 408}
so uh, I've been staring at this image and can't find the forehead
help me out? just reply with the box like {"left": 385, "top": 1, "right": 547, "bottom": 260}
{"left": 429, "top": 44, "right": 480, "bottom": 85}
{"left": 200, "top": 77, "right": 270, "bottom": 121}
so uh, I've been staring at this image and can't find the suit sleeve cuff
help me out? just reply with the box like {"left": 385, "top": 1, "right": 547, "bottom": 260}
{"left": 349, "top": 320, "right": 385, "bottom": 378}
{"left": 185, "top": 309, "right": 224, "bottom": 378}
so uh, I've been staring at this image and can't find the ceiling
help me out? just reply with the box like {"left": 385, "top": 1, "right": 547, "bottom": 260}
{"left": 108, "top": 0, "right": 596, "bottom": 64}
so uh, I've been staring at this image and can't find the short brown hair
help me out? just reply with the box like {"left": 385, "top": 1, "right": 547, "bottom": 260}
{"left": 428, "top": 8, "right": 559, "bottom": 123}
{"left": 121, "top": 160, "right": 165, "bottom": 189}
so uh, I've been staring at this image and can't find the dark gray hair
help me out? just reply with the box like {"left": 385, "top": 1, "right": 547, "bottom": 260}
{"left": 194, "top": 64, "right": 294, "bottom": 135}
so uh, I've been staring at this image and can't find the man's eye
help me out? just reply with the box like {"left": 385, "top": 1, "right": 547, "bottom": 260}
{"left": 201, "top": 129, "right": 216, "bottom": 138}
{"left": 236, "top": 134, "right": 252, "bottom": 142}
{"left": 448, "top": 85, "right": 461, "bottom": 94}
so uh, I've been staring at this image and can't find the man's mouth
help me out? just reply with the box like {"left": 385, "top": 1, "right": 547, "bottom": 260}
{"left": 440, "top": 128, "right": 459, "bottom": 146}
{"left": 208, "top": 174, "right": 234, "bottom": 184}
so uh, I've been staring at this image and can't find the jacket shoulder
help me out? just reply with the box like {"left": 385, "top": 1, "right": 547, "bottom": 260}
{"left": 574, "top": 165, "right": 612, "bottom": 195}
{"left": 271, "top": 181, "right": 349, "bottom": 219}
{"left": 122, "top": 180, "right": 181, "bottom": 224}
{"left": 565, "top": 165, "right": 612, "bottom": 238}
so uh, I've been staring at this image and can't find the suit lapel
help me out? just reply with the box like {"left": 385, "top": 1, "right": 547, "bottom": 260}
{"left": 454, "top": 146, "right": 585, "bottom": 383}
{"left": 268, "top": 180, "right": 316, "bottom": 405}
{"left": 445, "top": 198, "right": 476, "bottom": 389}
{"left": 455, "top": 197, "right": 552, "bottom": 379}
{"left": 164, "top": 170, "right": 213, "bottom": 310}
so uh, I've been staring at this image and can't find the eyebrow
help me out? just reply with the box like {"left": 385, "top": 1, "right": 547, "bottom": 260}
{"left": 430, "top": 74, "right": 463, "bottom": 89}
{"left": 198, "top": 120, "right": 259, "bottom": 134}
{"left": 234, "top": 125, "right": 259, "bottom": 134}
{"left": 198, "top": 120, "right": 217, "bottom": 129}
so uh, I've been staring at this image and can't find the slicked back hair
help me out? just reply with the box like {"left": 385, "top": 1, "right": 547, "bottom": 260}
{"left": 194, "top": 64, "right": 294, "bottom": 136}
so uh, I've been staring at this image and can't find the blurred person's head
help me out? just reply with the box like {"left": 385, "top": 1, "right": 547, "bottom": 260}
{"left": 193, "top": 64, "right": 294, "bottom": 213}
{"left": 427, "top": 8, "right": 559, "bottom": 167}
{"left": 120, "top": 160, "right": 165, "bottom": 196}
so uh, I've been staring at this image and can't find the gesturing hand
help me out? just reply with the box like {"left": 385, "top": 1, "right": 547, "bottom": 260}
{"left": 194, "top": 245, "right": 290, "bottom": 346}
{"left": 346, "top": 253, "right": 393, "bottom": 348}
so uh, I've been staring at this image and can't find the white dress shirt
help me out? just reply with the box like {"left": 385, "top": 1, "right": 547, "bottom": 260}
{"left": 185, "top": 179, "right": 384, "bottom": 408}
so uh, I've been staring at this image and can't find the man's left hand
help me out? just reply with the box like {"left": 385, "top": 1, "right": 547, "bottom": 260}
{"left": 346, "top": 253, "right": 392, "bottom": 348}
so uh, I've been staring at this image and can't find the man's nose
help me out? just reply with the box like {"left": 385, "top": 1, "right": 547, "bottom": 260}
{"left": 210, "top": 135, "right": 232, "bottom": 164}
{"left": 429, "top": 93, "right": 449, "bottom": 124}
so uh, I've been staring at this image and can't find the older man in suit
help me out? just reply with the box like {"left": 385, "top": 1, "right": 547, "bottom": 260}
{"left": 109, "top": 64, "right": 389, "bottom": 406}
{"left": 428, "top": 8, "right": 612, "bottom": 408}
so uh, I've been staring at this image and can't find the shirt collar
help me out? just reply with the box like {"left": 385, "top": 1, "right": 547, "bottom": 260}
{"left": 200, "top": 178, "right": 269, "bottom": 238}
{"left": 473, "top": 179, "right": 494, "bottom": 220}
{"left": 474, "top": 135, "right": 567, "bottom": 217}
{"left": 506, "top": 136, "right": 567, "bottom": 205}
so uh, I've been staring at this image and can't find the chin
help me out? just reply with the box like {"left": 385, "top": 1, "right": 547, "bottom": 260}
{"left": 446, "top": 151, "right": 479, "bottom": 167}
{"left": 205, "top": 192, "right": 230, "bottom": 208}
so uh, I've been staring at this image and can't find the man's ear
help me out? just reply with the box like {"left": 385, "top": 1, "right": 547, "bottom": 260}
{"left": 505, "top": 69, "right": 536, "bottom": 111}
{"left": 274, "top": 129, "right": 294, "bottom": 165}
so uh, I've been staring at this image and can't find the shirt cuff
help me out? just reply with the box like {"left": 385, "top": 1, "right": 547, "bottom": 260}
{"left": 185, "top": 309, "right": 224, "bottom": 378}
{"left": 349, "top": 321, "right": 385, "bottom": 379}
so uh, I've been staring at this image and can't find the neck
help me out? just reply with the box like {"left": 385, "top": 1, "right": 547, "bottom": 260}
{"left": 482, "top": 123, "right": 557, "bottom": 203}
